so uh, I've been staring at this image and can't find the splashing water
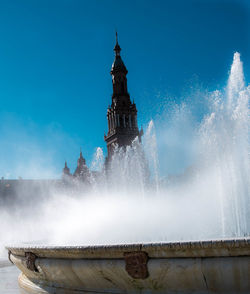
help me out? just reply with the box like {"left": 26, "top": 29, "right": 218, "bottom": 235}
{"left": 227, "top": 52, "right": 245, "bottom": 110}
{"left": 199, "top": 52, "right": 249, "bottom": 237}
{"left": 144, "top": 120, "right": 160, "bottom": 192}
{"left": 0, "top": 52, "right": 249, "bottom": 255}
{"left": 91, "top": 147, "right": 104, "bottom": 172}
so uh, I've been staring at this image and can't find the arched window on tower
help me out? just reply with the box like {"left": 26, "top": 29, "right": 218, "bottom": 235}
{"left": 120, "top": 115, "right": 123, "bottom": 127}
{"left": 117, "top": 114, "right": 120, "bottom": 127}
{"left": 125, "top": 115, "right": 129, "bottom": 127}
{"left": 131, "top": 115, "right": 135, "bottom": 127}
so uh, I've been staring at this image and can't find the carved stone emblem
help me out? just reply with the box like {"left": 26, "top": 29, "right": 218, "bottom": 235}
{"left": 8, "top": 250, "right": 13, "bottom": 264}
{"left": 124, "top": 251, "right": 149, "bottom": 279}
{"left": 25, "top": 252, "right": 38, "bottom": 272}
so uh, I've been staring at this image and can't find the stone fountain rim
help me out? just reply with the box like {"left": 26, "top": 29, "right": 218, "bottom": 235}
{"left": 6, "top": 237, "right": 250, "bottom": 259}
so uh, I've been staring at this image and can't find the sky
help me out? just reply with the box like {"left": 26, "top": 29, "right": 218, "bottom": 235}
{"left": 0, "top": 0, "right": 249, "bottom": 179}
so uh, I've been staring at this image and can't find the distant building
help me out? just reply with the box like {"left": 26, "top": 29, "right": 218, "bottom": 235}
{"left": 0, "top": 178, "right": 62, "bottom": 207}
{"left": 62, "top": 150, "right": 90, "bottom": 183}
{"left": 0, "top": 34, "right": 143, "bottom": 201}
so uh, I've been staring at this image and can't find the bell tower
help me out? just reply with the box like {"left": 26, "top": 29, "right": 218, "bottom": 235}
{"left": 104, "top": 33, "right": 142, "bottom": 160}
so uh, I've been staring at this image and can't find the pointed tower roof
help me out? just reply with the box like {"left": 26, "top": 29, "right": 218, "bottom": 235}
{"left": 77, "top": 149, "right": 86, "bottom": 167}
{"left": 62, "top": 161, "right": 71, "bottom": 176}
{"left": 74, "top": 149, "right": 88, "bottom": 178}
{"left": 111, "top": 32, "right": 127, "bottom": 73}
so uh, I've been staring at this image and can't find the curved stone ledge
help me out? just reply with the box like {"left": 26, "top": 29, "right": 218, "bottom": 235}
{"left": 6, "top": 237, "right": 250, "bottom": 259}
{"left": 6, "top": 238, "right": 250, "bottom": 293}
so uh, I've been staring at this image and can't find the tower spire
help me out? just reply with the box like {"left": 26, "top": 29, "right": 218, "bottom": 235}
{"left": 114, "top": 31, "right": 121, "bottom": 56}
{"left": 62, "top": 160, "right": 71, "bottom": 178}
{"left": 73, "top": 149, "right": 88, "bottom": 178}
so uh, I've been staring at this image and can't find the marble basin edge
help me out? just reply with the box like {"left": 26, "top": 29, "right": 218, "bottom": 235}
{"left": 6, "top": 237, "right": 250, "bottom": 294}
{"left": 6, "top": 237, "right": 250, "bottom": 258}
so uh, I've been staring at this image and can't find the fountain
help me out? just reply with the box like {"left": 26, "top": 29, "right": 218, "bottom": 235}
{"left": 7, "top": 52, "right": 250, "bottom": 293}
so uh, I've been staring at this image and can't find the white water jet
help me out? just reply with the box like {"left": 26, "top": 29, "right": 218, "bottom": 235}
{"left": 227, "top": 52, "right": 245, "bottom": 110}
{"left": 144, "top": 120, "right": 160, "bottom": 192}
{"left": 199, "top": 52, "right": 249, "bottom": 237}
{"left": 91, "top": 147, "right": 104, "bottom": 172}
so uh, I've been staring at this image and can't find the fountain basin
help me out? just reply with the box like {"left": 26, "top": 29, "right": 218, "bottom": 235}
{"left": 7, "top": 238, "right": 250, "bottom": 294}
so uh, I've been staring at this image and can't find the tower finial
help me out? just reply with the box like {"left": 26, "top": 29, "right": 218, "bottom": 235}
{"left": 114, "top": 32, "right": 121, "bottom": 56}
{"left": 116, "top": 31, "right": 118, "bottom": 44}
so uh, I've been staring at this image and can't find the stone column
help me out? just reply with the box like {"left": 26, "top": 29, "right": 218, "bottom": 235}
{"left": 111, "top": 113, "right": 114, "bottom": 130}
{"left": 117, "top": 114, "right": 120, "bottom": 127}
{"left": 123, "top": 114, "right": 126, "bottom": 127}
{"left": 108, "top": 114, "right": 111, "bottom": 131}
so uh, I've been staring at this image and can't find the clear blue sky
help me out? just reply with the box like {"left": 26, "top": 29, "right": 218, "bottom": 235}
{"left": 0, "top": 0, "right": 249, "bottom": 178}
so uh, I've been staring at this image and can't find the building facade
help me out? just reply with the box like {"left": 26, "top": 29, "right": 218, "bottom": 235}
{"left": 62, "top": 150, "right": 90, "bottom": 182}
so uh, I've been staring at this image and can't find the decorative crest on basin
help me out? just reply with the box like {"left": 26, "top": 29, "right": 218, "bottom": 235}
{"left": 124, "top": 251, "right": 149, "bottom": 279}
{"left": 8, "top": 250, "right": 13, "bottom": 264}
{"left": 25, "top": 252, "right": 38, "bottom": 272}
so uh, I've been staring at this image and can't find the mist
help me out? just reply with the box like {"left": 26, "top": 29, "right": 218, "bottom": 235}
{"left": 0, "top": 52, "right": 249, "bottom": 258}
